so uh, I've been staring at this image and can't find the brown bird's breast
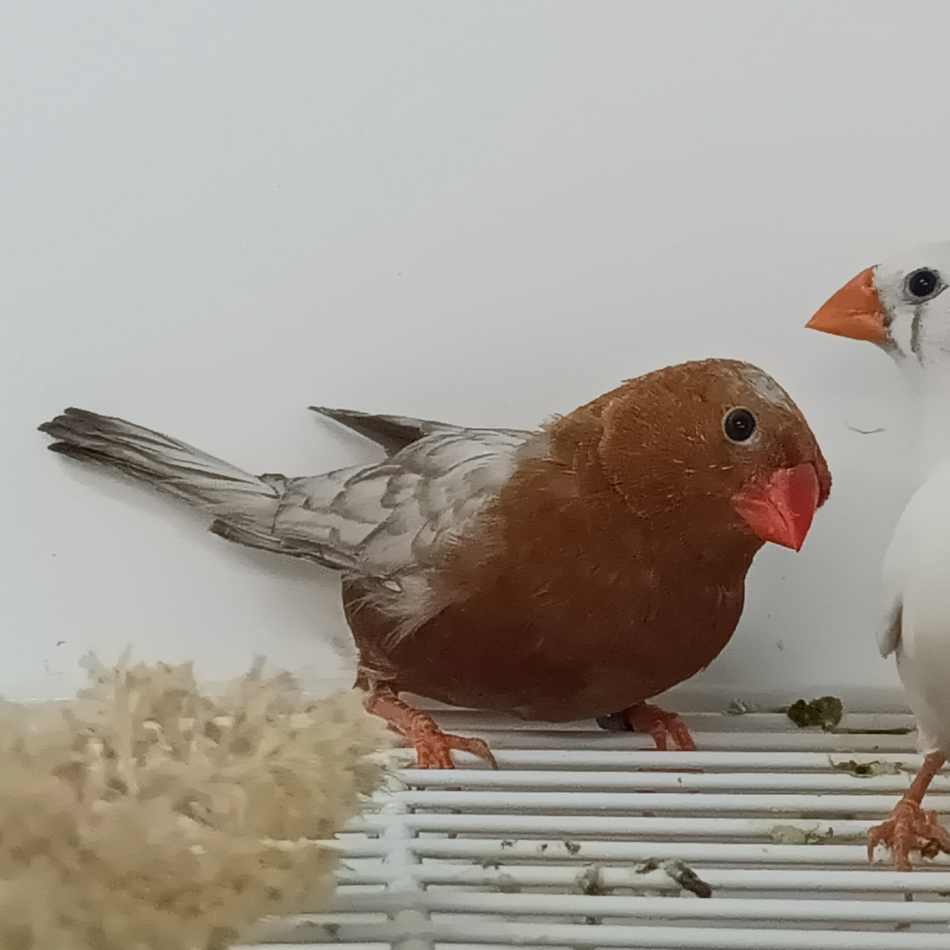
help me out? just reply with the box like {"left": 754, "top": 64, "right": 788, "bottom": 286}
{"left": 345, "top": 453, "right": 758, "bottom": 723}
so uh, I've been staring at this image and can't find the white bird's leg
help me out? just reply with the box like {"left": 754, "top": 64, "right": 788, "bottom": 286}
{"left": 868, "top": 752, "right": 950, "bottom": 871}
{"left": 365, "top": 687, "right": 498, "bottom": 770}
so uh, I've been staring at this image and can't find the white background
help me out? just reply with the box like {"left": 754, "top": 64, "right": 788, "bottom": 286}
{"left": 0, "top": 1, "right": 941, "bottom": 703}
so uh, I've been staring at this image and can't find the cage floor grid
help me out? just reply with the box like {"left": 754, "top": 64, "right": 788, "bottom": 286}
{"left": 256, "top": 700, "right": 950, "bottom": 950}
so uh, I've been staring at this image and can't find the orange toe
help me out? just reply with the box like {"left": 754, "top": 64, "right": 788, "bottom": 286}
{"left": 622, "top": 701, "right": 697, "bottom": 751}
{"left": 412, "top": 722, "right": 498, "bottom": 769}
{"left": 868, "top": 799, "right": 950, "bottom": 871}
{"left": 366, "top": 688, "right": 497, "bottom": 769}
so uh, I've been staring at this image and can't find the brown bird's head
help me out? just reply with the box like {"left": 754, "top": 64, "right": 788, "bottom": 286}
{"left": 572, "top": 359, "right": 831, "bottom": 552}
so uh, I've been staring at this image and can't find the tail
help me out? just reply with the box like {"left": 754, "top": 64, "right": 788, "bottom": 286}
{"left": 39, "top": 408, "right": 283, "bottom": 532}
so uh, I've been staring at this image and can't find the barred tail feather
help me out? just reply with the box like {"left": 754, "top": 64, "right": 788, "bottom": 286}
{"left": 39, "top": 408, "right": 281, "bottom": 522}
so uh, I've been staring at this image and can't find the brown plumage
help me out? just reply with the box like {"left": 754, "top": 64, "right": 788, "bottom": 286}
{"left": 39, "top": 359, "right": 830, "bottom": 766}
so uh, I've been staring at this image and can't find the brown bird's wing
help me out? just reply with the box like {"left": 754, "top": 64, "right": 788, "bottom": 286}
{"left": 310, "top": 406, "right": 456, "bottom": 455}
{"left": 272, "top": 427, "right": 538, "bottom": 610}
{"left": 40, "top": 408, "right": 536, "bottom": 617}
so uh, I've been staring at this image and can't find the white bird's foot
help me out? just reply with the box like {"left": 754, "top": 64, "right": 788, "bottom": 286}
{"left": 868, "top": 799, "right": 950, "bottom": 871}
{"left": 868, "top": 752, "right": 950, "bottom": 871}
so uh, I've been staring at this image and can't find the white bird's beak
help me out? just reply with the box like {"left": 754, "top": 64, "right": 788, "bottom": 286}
{"left": 806, "top": 267, "right": 888, "bottom": 344}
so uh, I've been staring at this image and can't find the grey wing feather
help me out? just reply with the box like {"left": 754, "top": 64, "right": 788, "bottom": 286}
{"left": 310, "top": 406, "right": 455, "bottom": 455}
{"left": 310, "top": 405, "right": 535, "bottom": 459}
{"left": 40, "top": 408, "right": 538, "bottom": 617}
{"left": 273, "top": 428, "right": 536, "bottom": 584}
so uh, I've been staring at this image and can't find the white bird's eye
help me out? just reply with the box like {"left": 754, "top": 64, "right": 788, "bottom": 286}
{"left": 905, "top": 268, "right": 944, "bottom": 301}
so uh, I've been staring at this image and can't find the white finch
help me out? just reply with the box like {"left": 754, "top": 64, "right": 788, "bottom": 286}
{"left": 809, "top": 244, "right": 950, "bottom": 869}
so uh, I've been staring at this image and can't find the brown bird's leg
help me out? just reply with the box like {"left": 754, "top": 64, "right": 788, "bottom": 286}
{"left": 366, "top": 687, "right": 498, "bottom": 769}
{"left": 617, "top": 701, "right": 697, "bottom": 752}
{"left": 868, "top": 752, "right": 950, "bottom": 870}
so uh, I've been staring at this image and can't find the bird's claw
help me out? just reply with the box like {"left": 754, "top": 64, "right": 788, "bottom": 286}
{"left": 868, "top": 798, "right": 950, "bottom": 870}
{"left": 365, "top": 688, "right": 498, "bottom": 769}
{"left": 411, "top": 721, "right": 498, "bottom": 770}
{"left": 621, "top": 701, "right": 697, "bottom": 751}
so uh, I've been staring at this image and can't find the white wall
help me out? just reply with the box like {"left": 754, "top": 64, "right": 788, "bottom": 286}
{"left": 0, "top": 1, "right": 940, "bottom": 702}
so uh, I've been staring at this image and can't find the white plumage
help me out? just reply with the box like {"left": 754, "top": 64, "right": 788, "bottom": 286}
{"left": 809, "top": 243, "right": 950, "bottom": 868}
{"left": 880, "top": 462, "right": 950, "bottom": 754}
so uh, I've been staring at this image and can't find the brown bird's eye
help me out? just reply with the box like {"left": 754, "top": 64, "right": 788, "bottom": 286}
{"left": 906, "top": 268, "right": 942, "bottom": 300}
{"left": 723, "top": 408, "right": 756, "bottom": 442}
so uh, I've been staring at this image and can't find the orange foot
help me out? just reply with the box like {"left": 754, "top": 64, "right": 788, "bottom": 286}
{"left": 868, "top": 752, "right": 950, "bottom": 871}
{"left": 366, "top": 689, "right": 498, "bottom": 769}
{"left": 598, "top": 702, "right": 697, "bottom": 751}
{"left": 869, "top": 799, "right": 950, "bottom": 871}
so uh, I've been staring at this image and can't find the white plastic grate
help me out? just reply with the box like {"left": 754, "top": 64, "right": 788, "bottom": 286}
{"left": 253, "top": 697, "right": 950, "bottom": 950}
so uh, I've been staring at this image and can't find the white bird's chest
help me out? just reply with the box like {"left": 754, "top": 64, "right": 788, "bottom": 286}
{"left": 885, "top": 465, "right": 950, "bottom": 751}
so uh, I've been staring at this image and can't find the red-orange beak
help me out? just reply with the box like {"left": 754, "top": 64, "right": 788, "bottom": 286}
{"left": 732, "top": 462, "right": 821, "bottom": 551}
{"left": 805, "top": 266, "right": 887, "bottom": 343}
